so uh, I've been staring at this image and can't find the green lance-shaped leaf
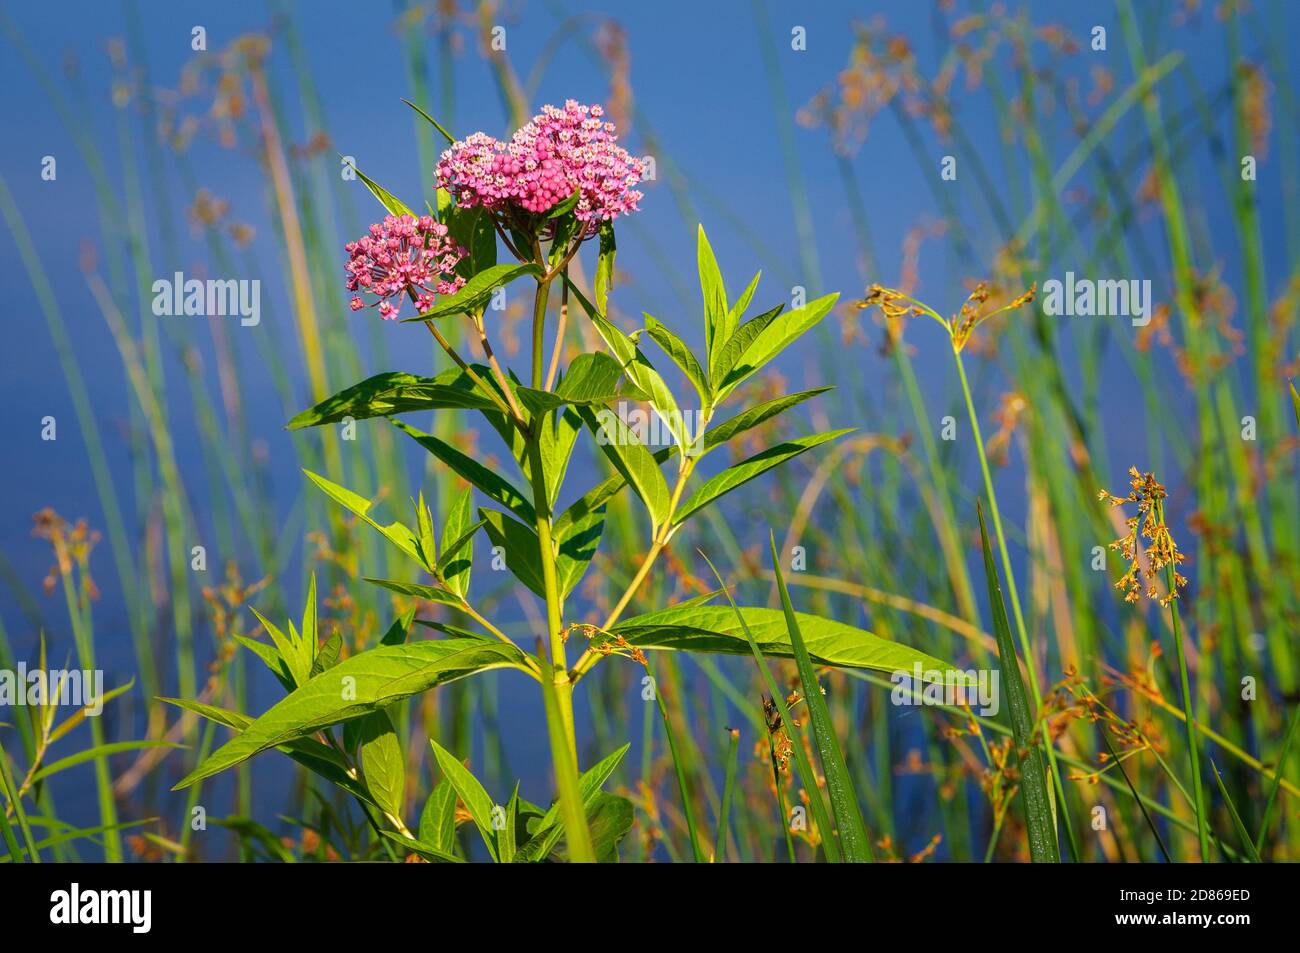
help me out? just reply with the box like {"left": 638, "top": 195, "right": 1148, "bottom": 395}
{"left": 302, "top": 469, "right": 426, "bottom": 568}
{"left": 553, "top": 388, "right": 832, "bottom": 538}
{"left": 233, "top": 635, "right": 295, "bottom": 691}
{"left": 553, "top": 351, "right": 628, "bottom": 405}
{"left": 566, "top": 279, "right": 690, "bottom": 449}
{"left": 714, "top": 292, "right": 840, "bottom": 400}
{"left": 978, "top": 501, "right": 1059, "bottom": 863}
{"left": 311, "top": 633, "right": 343, "bottom": 676}
{"left": 613, "top": 604, "right": 957, "bottom": 674}
{"left": 430, "top": 739, "right": 500, "bottom": 862}
{"left": 769, "top": 535, "right": 873, "bottom": 862}
{"left": 382, "top": 831, "right": 464, "bottom": 864}
{"left": 445, "top": 204, "right": 497, "bottom": 279}
{"left": 363, "top": 578, "right": 466, "bottom": 611}
{"left": 402, "top": 263, "right": 541, "bottom": 322}
{"left": 578, "top": 406, "right": 672, "bottom": 529}
{"left": 287, "top": 367, "right": 498, "bottom": 430}
{"left": 513, "top": 351, "right": 630, "bottom": 416}
{"left": 594, "top": 221, "right": 616, "bottom": 316}
{"left": 674, "top": 429, "right": 853, "bottom": 524}
{"left": 418, "top": 780, "right": 459, "bottom": 856}
{"left": 358, "top": 711, "right": 406, "bottom": 824}
{"left": 301, "top": 573, "right": 320, "bottom": 671}
{"left": 540, "top": 406, "right": 583, "bottom": 507}
{"left": 699, "top": 388, "right": 832, "bottom": 454}
{"left": 729, "top": 270, "right": 761, "bottom": 326}
{"left": 556, "top": 505, "right": 606, "bottom": 598}
{"left": 575, "top": 792, "right": 635, "bottom": 863}
{"left": 247, "top": 606, "right": 310, "bottom": 689}
{"left": 350, "top": 163, "right": 416, "bottom": 218}
{"left": 515, "top": 743, "right": 630, "bottom": 862}
{"left": 392, "top": 419, "right": 536, "bottom": 524}
{"left": 381, "top": 608, "right": 417, "bottom": 647}
{"left": 697, "top": 225, "right": 732, "bottom": 357}
{"left": 439, "top": 487, "right": 479, "bottom": 598}
{"left": 173, "top": 640, "right": 526, "bottom": 790}
{"left": 644, "top": 313, "right": 709, "bottom": 404}
{"left": 400, "top": 98, "right": 455, "bottom": 144}
{"left": 710, "top": 302, "right": 782, "bottom": 387}
{"left": 478, "top": 508, "right": 547, "bottom": 598}
{"left": 159, "top": 698, "right": 375, "bottom": 805}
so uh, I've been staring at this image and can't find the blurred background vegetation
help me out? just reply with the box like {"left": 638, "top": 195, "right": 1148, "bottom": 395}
{"left": 0, "top": 0, "right": 1296, "bottom": 861}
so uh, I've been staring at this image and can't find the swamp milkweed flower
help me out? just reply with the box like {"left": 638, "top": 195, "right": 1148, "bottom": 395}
{"left": 345, "top": 214, "right": 466, "bottom": 320}
{"left": 435, "top": 100, "right": 643, "bottom": 234}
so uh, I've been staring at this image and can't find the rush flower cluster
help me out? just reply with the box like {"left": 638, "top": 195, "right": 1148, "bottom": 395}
{"left": 345, "top": 214, "right": 466, "bottom": 320}
{"left": 435, "top": 100, "right": 643, "bottom": 231}
{"left": 1099, "top": 467, "right": 1189, "bottom": 607}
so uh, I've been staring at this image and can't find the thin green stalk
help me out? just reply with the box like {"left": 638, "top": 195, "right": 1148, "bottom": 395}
{"left": 0, "top": 735, "right": 38, "bottom": 862}
{"left": 770, "top": 535, "right": 873, "bottom": 861}
{"left": 1099, "top": 723, "right": 1172, "bottom": 863}
{"left": 1255, "top": 703, "right": 1299, "bottom": 856}
{"left": 977, "top": 501, "right": 1059, "bottom": 863}
{"left": 715, "top": 728, "right": 740, "bottom": 862}
{"left": 646, "top": 659, "right": 704, "bottom": 862}
{"left": 954, "top": 346, "right": 1077, "bottom": 861}
{"left": 1156, "top": 497, "right": 1209, "bottom": 863}
{"left": 702, "top": 552, "right": 841, "bottom": 862}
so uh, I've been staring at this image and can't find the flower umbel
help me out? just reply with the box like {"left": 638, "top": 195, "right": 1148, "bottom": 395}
{"left": 436, "top": 100, "right": 642, "bottom": 234}
{"left": 1099, "top": 467, "right": 1189, "bottom": 607}
{"left": 857, "top": 280, "right": 1036, "bottom": 352}
{"left": 345, "top": 214, "right": 466, "bottom": 320}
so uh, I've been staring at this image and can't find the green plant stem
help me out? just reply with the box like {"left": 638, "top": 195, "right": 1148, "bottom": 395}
{"left": 1160, "top": 523, "right": 1209, "bottom": 862}
{"left": 522, "top": 277, "right": 594, "bottom": 861}
{"left": 954, "top": 346, "right": 1077, "bottom": 861}
{"left": 531, "top": 277, "right": 554, "bottom": 389}
{"left": 716, "top": 728, "right": 740, "bottom": 862}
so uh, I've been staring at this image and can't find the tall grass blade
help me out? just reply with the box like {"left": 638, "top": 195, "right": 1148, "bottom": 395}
{"left": 977, "top": 501, "right": 1059, "bottom": 862}
{"left": 1211, "top": 761, "right": 1261, "bottom": 862}
{"left": 769, "top": 534, "right": 873, "bottom": 861}
{"left": 1254, "top": 703, "right": 1299, "bottom": 857}
{"left": 701, "top": 550, "right": 841, "bottom": 862}
{"left": 646, "top": 659, "right": 705, "bottom": 862}
{"left": 1098, "top": 724, "right": 1171, "bottom": 863}
{"left": 715, "top": 727, "right": 740, "bottom": 863}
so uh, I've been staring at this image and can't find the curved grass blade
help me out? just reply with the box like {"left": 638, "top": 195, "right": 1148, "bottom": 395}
{"left": 700, "top": 550, "right": 840, "bottom": 862}
{"left": 1211, "top": 760, "right": 1261, "bottom": 863}
{"left": 769, "top": 534, "right": 873, "bottom": 861}
{"left": 646, "top": 658, "right": 704, "bottom": 862}
{"left": 977, "top": 500, "right": 1059, "bottom": 862}
{"left": 715, "top": 727, "right": 740, "bottom": 862}
{"left": 1098, "top": 723, "right": 1171, "bottom": 863}
{"left": 1255, "top": 703, "right": 1299, "bottom": 856}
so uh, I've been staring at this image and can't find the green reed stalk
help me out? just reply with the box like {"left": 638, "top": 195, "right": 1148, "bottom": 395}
{"left": 1157, "top": 500, "right": 1210, "bottom": 862}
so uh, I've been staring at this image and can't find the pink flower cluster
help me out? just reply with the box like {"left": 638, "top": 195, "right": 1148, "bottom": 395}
{"left": 435, "top": 101, "right": 643, "bottom": 232}
{"left": 345, "top": 214, "right": 466, "bottom": 320}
